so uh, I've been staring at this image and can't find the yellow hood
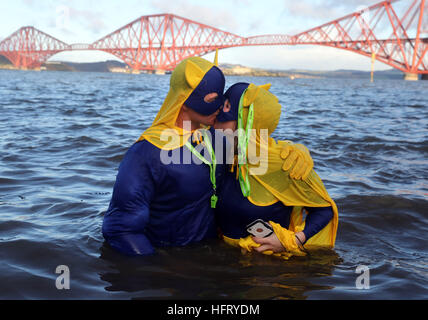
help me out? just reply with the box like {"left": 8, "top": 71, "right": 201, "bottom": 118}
{"left": 239, "top": 83, "right": 339, "bottom": 249}
{"left": 137, "top": 56, "right": 216, "bottom": 150}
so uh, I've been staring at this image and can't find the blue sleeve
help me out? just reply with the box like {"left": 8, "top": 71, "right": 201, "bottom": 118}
{"left": 102, "top": 141, "right": 160, "bottom": 256}
{"left": 302, "top": 206, "right": 334, "bottom": 243}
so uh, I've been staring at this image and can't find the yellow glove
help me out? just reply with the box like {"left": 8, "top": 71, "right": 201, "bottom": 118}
{"left": 269, "top": 221, "right": 306, "bottom": 257}
{"left": 238, "top": 236, "right": 289, "bottom": 259}
{"left": 280, "top": 143, "right": 314, "bottom": 180}
{"left": 236, "top": 225, "right": 306, "bottom": 260}
{"left": 238, "top": 236, "right": 271, "bottom": 254}
{"left": 223, "top": 235, "right": 274, "bottom": 254}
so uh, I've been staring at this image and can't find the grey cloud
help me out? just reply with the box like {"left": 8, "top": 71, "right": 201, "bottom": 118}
{"left": 47, "top": 15, "right": 76, "bottom": 38}
{"left": 323, "top": 0, "right": 380, "bottom": 6}
{"left": 283, "top": 0, "right": 381, "bottom": 21}
{"left": 20, "top": 1, "right": 106, "bottom": 36}
{"left": 68, "top": 8, "right": 107, "bottom": 34}
{"left": 21, "top": 0, "right": 36, "bottom": 7}
{"left": 150, "top": 0, "right": 238, "bottom": 33}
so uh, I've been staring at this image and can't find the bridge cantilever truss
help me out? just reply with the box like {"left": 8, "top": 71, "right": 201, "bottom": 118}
{"left": 0, "top": 26, "right": 69, "bottom": 69}
{"left": 90, "top": 13, "right": 246, "bottom": 71}
{"left": 0, "top": 0, "right": 426, "bottom": 74}
{"left": 289, "top": 0, "right": 427, "bottom": 74}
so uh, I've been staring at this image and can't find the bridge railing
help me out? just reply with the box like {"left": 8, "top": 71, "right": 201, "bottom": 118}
{"left": 244, "top": 34, "right": 293, "bottom": 45}
{"left": 69, "top": 43, "right": 92, "bottom": 50}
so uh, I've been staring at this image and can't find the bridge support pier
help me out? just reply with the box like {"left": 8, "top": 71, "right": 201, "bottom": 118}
{"left": 421, "top": 74, "right": 428, "bottom": 81}
{"left": 154, "top": 69, "right": 166, "bottom": 75}
{"left": 403, "top": 72, "right": 419, "bottom": 81}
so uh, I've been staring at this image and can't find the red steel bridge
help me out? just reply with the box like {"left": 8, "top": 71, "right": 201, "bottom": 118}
{"left": 0, "top": 0, "right": 427, "bottom": 76}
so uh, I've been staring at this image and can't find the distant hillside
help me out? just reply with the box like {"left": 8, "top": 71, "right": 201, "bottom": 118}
{"left": 0, "top": 56, "right": 412, "bottom": 80}
{"left": 219, "top": 63, "right": 320, "bottom": 79}
{"left": 280, "top": 68, "right": 403, "bottom": 80}
{"left": 0, "top": 55, "right": 12, "bottom": 65}
{"left": 220, "top": 63, "right": 404, "bottom": 80}
{"left": 44, "top": 60, "right": 127, "bottom": 72}
{"left": 0, "top": 55, "right": 15, "bottom": 70}
{"left": 0, "top": 57, "right": 128, "bottom": 72}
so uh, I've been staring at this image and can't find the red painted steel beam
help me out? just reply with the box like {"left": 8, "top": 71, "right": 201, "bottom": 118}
{"left": 90, "top": 13, "right": 245, "bottom": 71}
{"left": 240, "top": 0, "right": 425, "bottom": 74}
{"left": 0, "top": 0, "right": 426, "bottom": 73}
{"left": 0, "top": 26, "right": 69, "bottom": 69}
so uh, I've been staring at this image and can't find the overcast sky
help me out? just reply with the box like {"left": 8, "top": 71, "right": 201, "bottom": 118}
{"left": 0, "top": 0, "right": 403, "bottom": 71}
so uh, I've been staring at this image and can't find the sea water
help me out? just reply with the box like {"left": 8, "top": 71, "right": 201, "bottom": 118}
{"left": 0, "top": 69, "right": 427, "bottom": 299}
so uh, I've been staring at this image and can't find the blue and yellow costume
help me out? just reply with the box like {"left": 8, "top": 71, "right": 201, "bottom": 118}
{"left": 215, "top": 83, "right": 339, "bottom": 259}
{"left": 102, "top": 56, "right": 226, "bottom": 256}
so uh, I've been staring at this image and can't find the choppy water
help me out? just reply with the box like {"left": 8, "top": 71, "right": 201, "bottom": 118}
{"left": 0, "top": 69, "right": 427, "bottom": 300}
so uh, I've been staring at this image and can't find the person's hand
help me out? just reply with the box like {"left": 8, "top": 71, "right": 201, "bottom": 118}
{"left": 280, "top": 143, "right": 314, "bottom": 180}
{"left": 252, "top": 233, "right": 285, "bottom": 253}
{"left": 295, "top": 231, "right": 306, "bottom": 249}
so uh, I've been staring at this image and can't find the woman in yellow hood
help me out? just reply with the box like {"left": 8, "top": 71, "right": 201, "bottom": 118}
{"left": 214, "top": 82, "right": 339, "bottom": 259}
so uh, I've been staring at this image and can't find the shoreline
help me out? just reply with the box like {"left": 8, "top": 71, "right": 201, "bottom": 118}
{"left": 0, "top": 63, "right": 317, "bottom": 78}
{"left": 0, "top": 61, "right": 407, "bottom": 80}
